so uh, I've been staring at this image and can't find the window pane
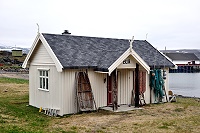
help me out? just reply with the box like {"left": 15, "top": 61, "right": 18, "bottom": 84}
{"left": 43, "top": 71, "right": 45, "bottom": 76}
{"left": 46, "top": 71, "right": 48, "bottom": 77}
{"left": 39, "top": 70, "right": 49, "bottom": 90}
{"left": 43, "top": 78, "right": 45, "bottom": 89}
{"left": 40, "top": 77, "right": 42, "bottom": 88}
{"left": 46, "top": 78, "right": 48, "bottom": 90}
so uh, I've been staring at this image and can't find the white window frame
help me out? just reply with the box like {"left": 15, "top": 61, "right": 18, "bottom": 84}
{"left": 38, "top": 68, "right": 49, "bottom": 91}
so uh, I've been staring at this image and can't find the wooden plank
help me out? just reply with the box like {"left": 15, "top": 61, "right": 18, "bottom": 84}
{"left": 112, "top": 70, "right": 118, "bottom": 111}
{"left": 76, "top": 71, "right": 97, "bottom": 112}
{"left": 135, "top": 63, "right": 140, "bottom": 107}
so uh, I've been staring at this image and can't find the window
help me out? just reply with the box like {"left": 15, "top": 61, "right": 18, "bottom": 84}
{"left": 39, "top": 70, "right": 49, "bottom": 91}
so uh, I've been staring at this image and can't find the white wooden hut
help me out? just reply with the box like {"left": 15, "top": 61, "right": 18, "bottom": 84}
{"left": 22, "top": 33, "right": 175, "bottom": 116}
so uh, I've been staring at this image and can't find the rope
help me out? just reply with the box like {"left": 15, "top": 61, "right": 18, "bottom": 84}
{"left": 150, "top": 69, "right": 164, "bottom": 103}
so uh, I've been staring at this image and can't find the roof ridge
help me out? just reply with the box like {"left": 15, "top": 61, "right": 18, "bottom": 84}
{"left": 42, "top": 33, "right": 145, "bottom": 41}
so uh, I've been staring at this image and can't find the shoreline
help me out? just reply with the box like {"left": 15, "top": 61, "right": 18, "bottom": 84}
{"left": 176, "top": 95, "right": 200, "bottom": 99}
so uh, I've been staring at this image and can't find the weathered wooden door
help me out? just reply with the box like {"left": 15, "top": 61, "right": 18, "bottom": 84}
{"left": 107, "top": 70, "right": 117, "bottom": 108}
{"left": 76, "top": 72, "right": 96, "bottom": 111}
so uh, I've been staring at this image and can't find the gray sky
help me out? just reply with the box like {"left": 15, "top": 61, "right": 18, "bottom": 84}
{"left": 0, "top": 0, "right": 200, "bottom": 49}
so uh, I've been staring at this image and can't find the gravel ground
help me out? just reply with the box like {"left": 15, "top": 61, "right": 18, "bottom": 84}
{"left": 0, "top": 73, "right": 29, "bottom": 80}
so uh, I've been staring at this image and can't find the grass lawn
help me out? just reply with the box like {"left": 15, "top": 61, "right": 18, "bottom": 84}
{"left": 0, "top": 77, "right": 200, "bottom": 133}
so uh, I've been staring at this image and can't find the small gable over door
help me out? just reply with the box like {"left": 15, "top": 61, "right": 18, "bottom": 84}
{"left": 117, "top": 55, "right": 136, "bottom": 69}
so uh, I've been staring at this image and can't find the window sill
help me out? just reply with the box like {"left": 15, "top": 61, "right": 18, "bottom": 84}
{"left": 38, "top": 88, "right": 49, "bottom": 92}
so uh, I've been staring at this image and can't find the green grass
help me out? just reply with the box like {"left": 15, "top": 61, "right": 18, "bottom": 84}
{"left": 0, "top": 77, "right": 200, "bottom": 132}
{"left": 0, "top": 96, "right": 52, "bottom": 132}
{"left": 0, "top": 77, "right": 28, "bottom": 84}
{"left": 0, "top": 77, "right": 52, "bottom": 133}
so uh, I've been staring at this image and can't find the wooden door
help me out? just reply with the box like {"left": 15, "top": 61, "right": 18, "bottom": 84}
{"left": 107, "top": 71, "right": 117, "bottom": 107}
{"left": 107, "top": 74, "right": 113, "bottom": 105}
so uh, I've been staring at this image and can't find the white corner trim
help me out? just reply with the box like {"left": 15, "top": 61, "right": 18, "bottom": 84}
{"left": 39, "top": 34, "right": 63, "bottom": 72}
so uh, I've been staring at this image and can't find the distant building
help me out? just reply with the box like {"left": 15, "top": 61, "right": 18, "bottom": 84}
{"left": 0, "top": 48, "right": 26, "bottom": 66}
{"left": 12, "top": 49, "right": 22, "bottom": 57}
{"left": 161, "top": 49, "right": 200, "bottom": 73}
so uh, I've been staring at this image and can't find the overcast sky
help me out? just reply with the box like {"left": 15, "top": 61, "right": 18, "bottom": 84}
{"left": 0, "top": 0, "right": 200, "bottom": 50}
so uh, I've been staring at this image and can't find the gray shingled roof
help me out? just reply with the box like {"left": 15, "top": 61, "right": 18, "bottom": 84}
{"left": 42, "top": 33, "right": 174, "bottom": 71}
{"left": 165, "top": 53, "right": 199, "bottom": 61}
{"left": 161, "top": 49, "right": 200, "bottom": 61}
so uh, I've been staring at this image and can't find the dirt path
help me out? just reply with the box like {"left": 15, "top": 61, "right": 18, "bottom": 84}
{"left": 49, "top": 98, "right": 200, "bottom": 133}
{"left": 0, "top": 73, "right": 29, "bottom": 80}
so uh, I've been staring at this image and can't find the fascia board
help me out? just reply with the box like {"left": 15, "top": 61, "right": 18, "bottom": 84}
{"left": 130, "top": 50, "right": 150, "bottom": 73}
{"left": 108, "top": 48, "right": 131, "bottom": 75}
{"left": 159, "top": 50, "right": 177, "bottom": 67}
{"left": 94, "top": 71, "right": 109, "bottom": 74}
{"left": 108, "top": 48, "right": 150, "bottom": 75}
{"left": 39, "top": 34, "right": 63, "bottom": 72}
{"left": 22, "top": 33, "right": 40, "bottom": 68}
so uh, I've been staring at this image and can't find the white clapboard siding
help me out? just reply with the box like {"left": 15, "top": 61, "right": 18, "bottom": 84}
{"left": 61, "top": 69, "right": 107, "bottom": 115}
{"left": 62, "top": 69, "right": 77, "bottom": 114}
{"left": 117, "top": 69, "right": 133, "bottom": 105}
{"left": 30, "top": 40, "right": 54, "bottom": 65}
{"left": 144, "top": 71, "right": 150, "bottom": 104}
{"left": 29, "top": 65, "right": 62, "bottom": 114}
{"left": 88, "top": 71, "right": 107, "bottom": 108}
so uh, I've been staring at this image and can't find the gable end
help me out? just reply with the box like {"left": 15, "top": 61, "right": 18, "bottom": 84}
{"left": 22, "top": 33, "right": 63, "bottom": 72}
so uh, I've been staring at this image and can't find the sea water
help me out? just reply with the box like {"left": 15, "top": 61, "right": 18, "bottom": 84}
{"left": 169, "top": 73, "right": 200, "bottom": 98}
